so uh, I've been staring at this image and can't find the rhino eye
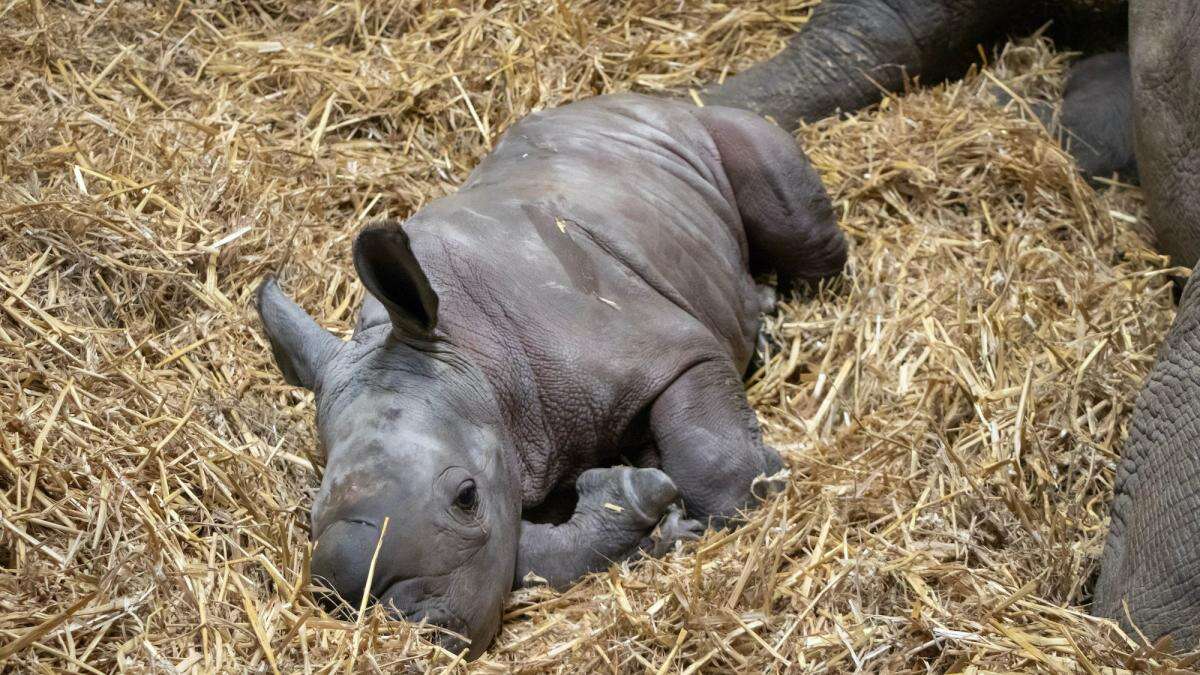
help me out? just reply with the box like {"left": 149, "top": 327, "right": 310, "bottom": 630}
{"left": 454, "top": 481, "right": 478, "bottom": 512}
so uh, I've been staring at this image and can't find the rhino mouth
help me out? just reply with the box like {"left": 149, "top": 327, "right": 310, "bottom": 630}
{"left": 378, "top": 580, "right": 472, "bottom": 652}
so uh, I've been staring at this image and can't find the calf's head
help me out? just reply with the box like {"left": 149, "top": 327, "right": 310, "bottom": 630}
{"left": 256, "top": 225, "right": 521, "bottom": 659}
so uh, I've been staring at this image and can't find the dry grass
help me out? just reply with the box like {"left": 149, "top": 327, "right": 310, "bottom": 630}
{"left": 0, "top": 1, "right": 1190, "bottom": 672}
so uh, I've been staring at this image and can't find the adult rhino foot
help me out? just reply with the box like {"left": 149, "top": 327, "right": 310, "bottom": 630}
{"left": 1057, "top": 52, "right": 1138, "bottom": 183}
{"left": 991, "top": 52, "right": 1137, "bottom": 184}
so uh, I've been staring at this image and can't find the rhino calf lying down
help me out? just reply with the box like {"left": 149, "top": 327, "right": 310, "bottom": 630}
{"left": 257, "top": 93, "right": 847, "bottom": 658}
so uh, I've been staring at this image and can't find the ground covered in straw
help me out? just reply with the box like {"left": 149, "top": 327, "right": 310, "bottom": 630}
{"left": 0, "top": 1, "right": 1190, "bottom": 672}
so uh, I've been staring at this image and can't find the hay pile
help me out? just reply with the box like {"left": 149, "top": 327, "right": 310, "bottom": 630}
{"left": 0, "top": 1, "right": 1187, "bottom": 671}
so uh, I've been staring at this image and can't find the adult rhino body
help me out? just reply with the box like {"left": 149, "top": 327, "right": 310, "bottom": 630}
{"left": 258, "top": 93, "right": 846, "bottom": 658}
{"left": 1091, "top": 0, "right": 1200, "bottom": 646}
{"left": 704, "top": 0, "right": 1200, "bottom": 651}
{"left": 1092, "top": 274, "right": 1200, "bottom": 647}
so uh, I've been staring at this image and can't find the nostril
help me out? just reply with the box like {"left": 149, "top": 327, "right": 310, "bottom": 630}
{"left": 310, "top": 519, "right": 383, "bottom": 612}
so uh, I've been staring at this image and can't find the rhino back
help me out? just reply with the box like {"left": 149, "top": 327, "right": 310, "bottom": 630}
{"left": 402, "top": 94, "right": 761, "bottom": 504}
{"left": 1094, "top": 271, "right": 1200, "bottom": 643}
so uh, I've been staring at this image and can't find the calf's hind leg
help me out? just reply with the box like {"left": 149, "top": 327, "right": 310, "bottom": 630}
{"left": 694, "top": 106, "right": 848, "bottom": 292}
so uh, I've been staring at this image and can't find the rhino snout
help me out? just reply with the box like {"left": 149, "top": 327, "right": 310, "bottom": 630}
{"left": 310, "top": 519, "right": 385, "bottom": 610}
{"left": 310, "top": 520, "right": 473, "bottom": 644}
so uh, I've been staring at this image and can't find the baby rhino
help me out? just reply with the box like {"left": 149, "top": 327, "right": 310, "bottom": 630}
{"left": 256, "top": 93, "right": 847, "bottom": 658}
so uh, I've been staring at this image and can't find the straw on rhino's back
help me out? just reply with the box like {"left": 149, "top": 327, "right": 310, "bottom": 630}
{"left": 470, "top": 94, "right": 759, "bottom": 356}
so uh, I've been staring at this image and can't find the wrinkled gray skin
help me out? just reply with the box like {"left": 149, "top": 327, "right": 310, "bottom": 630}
{"left": 1125, "top": 0, "right": 1200, "bottom": 270}
{"left": 702, "top": 0, "right": 1200, "bottom": 651}
{"left": 701, "top": 0, "right": 1021, "bottom": 127}
{"left": 1091, "top": 0, "right": 1200, "bottom": 648}
{"left": 700, "top": 0, "right": 1122, "bottom": 128}
{"left": 1093, "top": 274, "right": 1200, "bottom": 647}
{"left": 258, "top": 93, "right": 846, "bottom": 658}
{"left": 702, "top": 0, "right": 1135, "bottom": 182}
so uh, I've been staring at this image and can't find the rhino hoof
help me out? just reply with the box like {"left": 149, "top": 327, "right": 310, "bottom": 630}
{"left": 751, "top": 466, "right": 790, "bottom": 501}
{"left": 622, "top": 468, "right": 680, "bottom": 523}
{"left": 646, "top": 505, "right": 704, "bottom": 557}
{"left": 576, "top": 466, "right": 680, "bottom": 528}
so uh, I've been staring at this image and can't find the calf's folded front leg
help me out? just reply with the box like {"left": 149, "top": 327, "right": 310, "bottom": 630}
{"left": 514, "top": 467, "right": 702, "bottom": 589}
{"left": 650, "top": 359, "right": 786, "bottom": 528}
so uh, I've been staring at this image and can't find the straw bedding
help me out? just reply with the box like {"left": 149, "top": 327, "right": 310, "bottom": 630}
{"left": 0, "top": 1, "right": 1190, "bottom": 672}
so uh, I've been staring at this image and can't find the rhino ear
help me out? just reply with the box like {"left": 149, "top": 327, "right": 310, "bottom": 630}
{"left": 353, "top": 224, "right": 438, "bottom": 336}
{"left": 256, "top": 276, "right": 341, "bottom": 390}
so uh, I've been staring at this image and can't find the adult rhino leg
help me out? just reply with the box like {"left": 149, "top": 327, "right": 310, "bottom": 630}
{"left": 701, "top": 0, "right": 1035, "bottom": 130}
{"left": 514, "top": 467, "right": 702, "bottom": 589}
{"left": 1093, "top": 271, "right": 1200, "bottom": 646}
{"left": 993, "top": 52, "right": 1137, "bottom": 184}
{"left": 1130, "top": 0, "right": 1200, "bottom": 270}
{"left": 649, "top": 360, "right": 785, "bottom": 527}
{"left": 1056, "top": 53, "right": 1138, "bottom": 183}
